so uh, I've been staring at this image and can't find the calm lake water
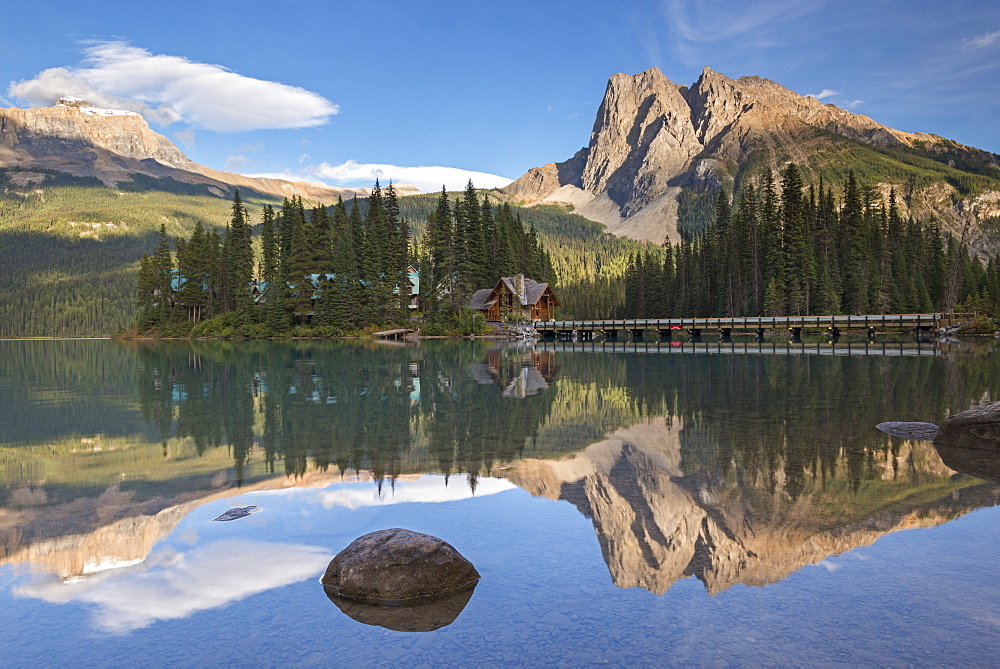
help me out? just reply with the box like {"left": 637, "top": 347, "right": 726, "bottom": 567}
{"left": 2, "top": 337, "right": 1000, "bottom": 666}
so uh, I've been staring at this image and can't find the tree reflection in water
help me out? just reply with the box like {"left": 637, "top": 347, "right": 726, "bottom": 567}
{"left": 4, "top": 337, "right": 1000, "bottom": 596}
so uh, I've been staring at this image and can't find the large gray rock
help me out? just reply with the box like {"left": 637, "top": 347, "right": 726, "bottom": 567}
{"left": 934, "top": 402, "right": 1000, "bottom": 451}
{"left": 321, "top": 528, "right": 480, "bottom": 604}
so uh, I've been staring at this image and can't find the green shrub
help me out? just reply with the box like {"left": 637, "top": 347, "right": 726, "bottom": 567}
{"left": 957, "top": 315, "right": 998, "bottom": 335}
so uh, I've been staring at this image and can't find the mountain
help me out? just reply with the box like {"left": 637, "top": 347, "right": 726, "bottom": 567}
{"left": 0, "top": 98, "right": 445, "bottom": 337}
{"left": 505, "top": 67, "right": 1000, "bottom": 247}
{"left": 0, "top": 96, "right": 419, "bottom": 201}
{"left": 507, "top": 417, "right": 1000, "bottom": 596}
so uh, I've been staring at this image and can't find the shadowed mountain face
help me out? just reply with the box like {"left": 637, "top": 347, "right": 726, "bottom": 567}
{"left": 505, "top": 67, "right": 1000, "bottom": 245}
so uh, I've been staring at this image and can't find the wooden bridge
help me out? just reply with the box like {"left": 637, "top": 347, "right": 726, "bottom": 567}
{"left": 532, "top": 313, "right": 960, "bottom": 340}
{"left": 535, "top": 339, "right": 942, "bottom": 357}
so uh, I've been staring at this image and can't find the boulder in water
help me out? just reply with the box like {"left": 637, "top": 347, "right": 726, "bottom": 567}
{"left": 934, "top": 402, "right": 1000, "bottom": 451}
{"left": 321, "top": 528, "right": 480, "bottom": 605}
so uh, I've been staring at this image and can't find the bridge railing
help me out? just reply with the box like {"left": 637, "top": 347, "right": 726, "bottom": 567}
{"left": 532, "top": 313, "right": 954, "bottom": 331}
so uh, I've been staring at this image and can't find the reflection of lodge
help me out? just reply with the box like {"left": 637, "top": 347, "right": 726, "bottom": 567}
{"left": 505, "top": 418, "right": 1000, "bottom": 596}
{"left": 471, "top": 348, "right": 561, "bottom": 398}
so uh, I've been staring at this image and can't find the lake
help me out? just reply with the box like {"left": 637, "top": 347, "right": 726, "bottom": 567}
{"left": 2, "top": 337, "right": 999, "bottom": 666}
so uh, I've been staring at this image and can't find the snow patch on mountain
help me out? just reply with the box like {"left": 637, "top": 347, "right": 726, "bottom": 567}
{"left": 56, "top": 96, "right": 138, "bottom": 117}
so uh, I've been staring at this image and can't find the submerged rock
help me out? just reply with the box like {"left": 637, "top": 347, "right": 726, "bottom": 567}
{"left": 876, "top": 421, "right": 939, "bottom": 441}
{"left": 212, "top": 505, "right": 260, "bottom": 522}
{"left": 321, "top": 528, "right": 480, "bottom": 605}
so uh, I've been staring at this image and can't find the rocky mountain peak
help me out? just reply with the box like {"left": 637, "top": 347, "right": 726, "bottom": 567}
{"left": 504, "top": 66, "right": 1000, "bottom": 244}
{"left": 582, "top": 67, "right": 701, "bottom": 215}
{"left": 0, "top": 101, "right": 402, "bottom": 204}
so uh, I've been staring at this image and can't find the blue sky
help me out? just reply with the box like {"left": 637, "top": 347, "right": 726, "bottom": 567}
{"left": 3, "top": 0, "right": 998, "bottom": 192}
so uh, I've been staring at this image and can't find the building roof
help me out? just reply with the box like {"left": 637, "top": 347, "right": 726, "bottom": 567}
{"left": 498, "top": 276, "right": 556, "bottom": 306}
{"left": 470, "top": 275, "right": 560, "bottom": 311}
{"left": 470, "top": 288, "right": 494, "bottom": 310}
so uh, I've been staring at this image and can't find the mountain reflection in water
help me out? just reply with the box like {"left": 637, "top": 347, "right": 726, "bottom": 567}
{"left": 2, "top": 338, "right": 1000, "bottom": 599}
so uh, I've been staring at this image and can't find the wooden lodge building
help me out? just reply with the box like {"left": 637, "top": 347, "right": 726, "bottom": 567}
{"left": 470, "top": 274, "right": 560, "bottom": 322}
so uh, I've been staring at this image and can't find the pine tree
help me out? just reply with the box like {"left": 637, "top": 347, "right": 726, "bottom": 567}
{"left": 385, "top": 182, "right": 411, "bottom": 317}
{"left": 151, "top": 223, "right": 173, "bottom": 326}
{"left": 427, "top": 187, "right": 454, "bottom": 315}
{"left": 780, "top": 164, "right": 814, "bottom": 315}
{"left": 225, "top": 190, "right": 254, "bottom": 320}
{"left": 260, "top": 205, "right": 288, "bottom": 331}
{"left": 135, "top": 254, "right": 157, "bottom": 329}
{"left": 176, "top": 221, "right": 212, "bottom": 322}
{"left": 841, "top": 172, "right": 870, "bottom": 313}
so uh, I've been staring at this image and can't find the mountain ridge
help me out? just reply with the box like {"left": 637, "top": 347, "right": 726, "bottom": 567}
{"left": 505, "top": 67, "right": 1000, "bottom": 245}
{"left": 0, "top": 97, "right": 419, "bottom": 202}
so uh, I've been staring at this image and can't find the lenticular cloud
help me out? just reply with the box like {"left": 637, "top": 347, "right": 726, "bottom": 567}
{"left": 8, "top": 42, "right": 338, "bottom": 132}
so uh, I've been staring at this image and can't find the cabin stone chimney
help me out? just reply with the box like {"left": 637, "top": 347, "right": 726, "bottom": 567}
{"left": 515, "top": 274, "right": 526, "bottom": 304}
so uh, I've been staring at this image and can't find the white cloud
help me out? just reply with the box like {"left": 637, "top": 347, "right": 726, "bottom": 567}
{"left": 843, "top": 99, "right": 863, "bottom": 109}
{"left": 8, "top": 41, "right": 338, "bottom": 132}
{"left": 246, "top": 161, "right": 512, "bottom": 193}
{"left": 314, "top": 160, "right": 512, "bottom": 192}
{"left": 173, "top": 128, "right": 195, "bottom": 149}
{"left": 964, "top": 29, "right": 1000, "bottom": 49}
{"left": 807, "top": 89, "right": 838, "bottom": 100}
{"left": 14, "top": 539, "right": 332, "bottom": 633}
{"left": 226, "top": 155, "right": 251, "bottom": 170}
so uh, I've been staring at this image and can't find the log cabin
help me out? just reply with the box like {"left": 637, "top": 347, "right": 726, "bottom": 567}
{"left": 470, "top": 274, "right": 560, "bottom": 322}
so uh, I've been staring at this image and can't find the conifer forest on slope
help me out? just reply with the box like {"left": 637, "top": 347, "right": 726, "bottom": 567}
{"left": 3, "top": 164, "right": 1000, "bottom": 338}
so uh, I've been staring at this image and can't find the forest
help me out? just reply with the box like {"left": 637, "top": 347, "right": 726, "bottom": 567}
{"left": 618, "top": 164, "right": 999, "bottom": 325}
{"left": 134, "top": 181, "right": 555, "bottom": 336}
{"left": 5, "top": 160, "right": 1000, "bottom": 338}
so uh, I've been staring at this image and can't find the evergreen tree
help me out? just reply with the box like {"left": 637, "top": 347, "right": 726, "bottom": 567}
{"left": 780, "top": 164, "right": 815, "bottom": 315}
{"left": 841, "top": 172, "right": 870, "bottom": 313}
{"left": 260, "top": 205, "right": 288, "bottom": 331}
{"left": 151, "top": 223, "right": 173, "bottom": 326}
{"left": 225, "top": 190, "right": 254, "bottom": 319}
{"left": 427, "top": 187, "right": 454, "bottom": 315}
{"left": 135, "top": 253, "right": 157, "bottom": 329}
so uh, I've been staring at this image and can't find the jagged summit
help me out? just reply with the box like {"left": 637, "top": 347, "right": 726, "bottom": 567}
{"left": 505, "top": 67, "right": 1000, "bottom": 244}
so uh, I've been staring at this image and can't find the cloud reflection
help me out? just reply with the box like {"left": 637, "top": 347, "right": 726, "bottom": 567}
{"left": 15, "top": 539, "right": 332, "bottom": 633}
{"left": 317, "top": 475, "right": 516, "bottom": 510}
